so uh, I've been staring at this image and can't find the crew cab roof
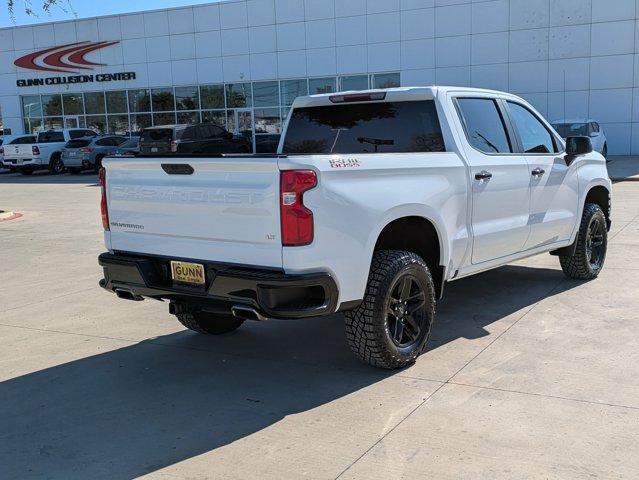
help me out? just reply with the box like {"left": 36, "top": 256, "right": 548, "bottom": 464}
{"left": 291, "top": 85, "right": 522, "bottom": 108}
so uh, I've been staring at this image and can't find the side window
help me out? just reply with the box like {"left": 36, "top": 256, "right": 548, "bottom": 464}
{"left": 592, "top": 122, "right": 600, "bottom": 133}
{"left": 211, "top": 126, "right": 225, "bottom": 137}
{"left": 85, "top": 130, "right": 98, "bottom": 137}
{"left": 507, "top": 102, "right": 557, "bottom": 154}
{"left": 456, "top": 98, "right": 512, "bottom": 154}
{"left": 96, "top": 138, "right": 110, "bottom": 147}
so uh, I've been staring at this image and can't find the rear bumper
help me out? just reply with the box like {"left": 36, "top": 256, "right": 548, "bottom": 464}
{"left": 98, "top": 252, "right": 339, "bottom": 320}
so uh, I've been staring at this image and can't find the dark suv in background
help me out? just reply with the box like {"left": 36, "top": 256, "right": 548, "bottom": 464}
{"left": 139, "top": 124, "right": 251, "bottom": 155}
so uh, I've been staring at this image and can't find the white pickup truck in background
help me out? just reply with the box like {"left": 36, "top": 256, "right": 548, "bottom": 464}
{"left": 98, "top": 86, "right": 611, "bottom": 369}
{"left": 2, "top": 128, "right": 98, "bottom": 175}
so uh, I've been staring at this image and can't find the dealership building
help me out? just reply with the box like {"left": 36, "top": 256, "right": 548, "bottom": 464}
{"left": 0, "top": 0, "right": 638, "bottom": 153}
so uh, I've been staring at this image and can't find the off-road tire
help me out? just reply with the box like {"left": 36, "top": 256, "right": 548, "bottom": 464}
{"left": 94, "top": 155, "right": 105, "bottom": 172}
{"left": 345, "top": 250, "right": 436, "bottom": 369}
{"left": 176, "top": 311, "right": 245, "bottom": 335}
{"left": 48, "top": 154, "right": 64, "bottom": 175}
{"left": 560, "top": 203, "right": 607, "bottom": 280}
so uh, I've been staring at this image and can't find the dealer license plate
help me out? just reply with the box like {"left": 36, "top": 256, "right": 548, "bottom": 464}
{"left": 170, "top": 261, "right": 205, "bottom": 285}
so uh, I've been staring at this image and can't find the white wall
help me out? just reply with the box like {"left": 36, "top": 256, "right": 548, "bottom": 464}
{"left": 1, "top": 0, "right": 638, "bottom": 154}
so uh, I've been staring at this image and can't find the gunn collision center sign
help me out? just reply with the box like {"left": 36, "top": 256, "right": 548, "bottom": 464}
{"left": 14, "top": 41, "right": 136, "bottom": 87}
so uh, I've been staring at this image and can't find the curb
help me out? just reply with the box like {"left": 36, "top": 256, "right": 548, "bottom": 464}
{"left": 611, "top": 177, "right": 639, "bottom": 183}
{"left": 0, "top": 211, "right": 23, "bottom": 222}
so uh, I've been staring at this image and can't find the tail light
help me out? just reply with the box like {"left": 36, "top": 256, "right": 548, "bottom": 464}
{"left": 32, "top": 146, "right": 40, "bottom": 156}
{"left": 170, "top": 141, "right": 178, "bottom": 153}
{"left": 280, "top": 170, "right": 317, "bottom": 246}
{"left": 80, "top": 147, "right": 95, "bottom": 153}
{"left": 99, "top": 167, "right": 109, "bottom": 231}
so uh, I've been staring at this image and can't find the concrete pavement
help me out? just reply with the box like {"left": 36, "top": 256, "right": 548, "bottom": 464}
{"left": 0, "top": 171, "right": 638, "bottom": 479}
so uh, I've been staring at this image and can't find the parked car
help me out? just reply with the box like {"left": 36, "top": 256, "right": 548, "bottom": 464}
{"left": 2, "top": 128, "right": 98, "bottom": 175}
{"left": 98, "top": 86, "right": 611, "bottom": 370}
{"left": 552, "top": 119, "right": 608, "bottom": 159}
{"left": 139, "top": 124, "right": 251, "bottom": 155}
{"left": 112, "top": 137, "right": 140, "bottom": 157}
{"left": 62, "top": 135, "right": 127, "bottom": 173}
{"left": 0, "top": 134, "right": 37, "bottom": 171}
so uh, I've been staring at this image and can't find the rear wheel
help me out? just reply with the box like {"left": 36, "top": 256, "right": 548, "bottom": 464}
{"left": 602, "top": 143, "right": 608, "bottom": 159}
{"left": 176, "top": 310, "right": 245, "bottom": 335}
{"left": 48, "top": 154, "right": 64, "bottom": 175}
{"left": 345, "top": 250, "right": 436, "bottom": 369}
{"left": 559, "top": 203, "right": 608, "bottom": 280}
{"left": 94, "top": 155, "right": 104, "bottom": 172}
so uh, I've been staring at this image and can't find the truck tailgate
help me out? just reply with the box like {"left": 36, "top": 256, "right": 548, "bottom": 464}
{"left": 3, "top": 144, "right": 33, "bottom": 159}
{"left": 103, "top": 156, "right": 283, "bottom": 268}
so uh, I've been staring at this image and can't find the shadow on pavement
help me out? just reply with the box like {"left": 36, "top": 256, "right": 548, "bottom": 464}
{"left": 0, "top": 264, "right": 578, "bottom": 479}
{"left": 0, "top": 170, "right": 98, "bottom": 185}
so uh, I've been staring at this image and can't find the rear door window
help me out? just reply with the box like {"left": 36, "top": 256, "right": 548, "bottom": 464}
{"left": 456, "top": 98, "right": 512, "bottom": 154}
{"left": 37, "top": 131, "right": 65, "bottom": 143}
{"left": 283, "top": 100, "right": 445, "bottom": 154}
{"left": 142, "top": 129, "right": 173, "bottom": 142}
{"left": 507, "top": 102, "right": 558, "bottom": 154}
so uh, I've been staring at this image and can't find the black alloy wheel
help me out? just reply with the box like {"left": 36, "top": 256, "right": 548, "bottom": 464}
{"left": 386, "top": 274, "right": 427, "bottom": 348}
{"left": 586, "top": 215, "right": 606, "bottom": 271}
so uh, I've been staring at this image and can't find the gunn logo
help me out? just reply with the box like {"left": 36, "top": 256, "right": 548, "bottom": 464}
{"left": 14, "top": 41, "right": 120, "bottom": 73}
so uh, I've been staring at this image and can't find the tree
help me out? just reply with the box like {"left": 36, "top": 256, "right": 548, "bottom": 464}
{"left": 6, "top": 1, "right": 73, "bottom": 19}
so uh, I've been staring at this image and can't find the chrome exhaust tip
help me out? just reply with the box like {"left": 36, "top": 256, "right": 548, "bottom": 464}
{"left": 231, "top": 306, "right": 269, "bottom": 322}
{"left": 114, "top": 288, "right": 144, "bottom": 302}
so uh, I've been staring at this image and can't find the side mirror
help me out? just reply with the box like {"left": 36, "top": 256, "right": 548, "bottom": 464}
{"left": 565, "top": 136, "right": 593, "bottom": 156}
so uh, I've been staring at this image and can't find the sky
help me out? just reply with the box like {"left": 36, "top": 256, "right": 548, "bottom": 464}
{"left": 1, "top": 0, "right": 220, "bottom": 27}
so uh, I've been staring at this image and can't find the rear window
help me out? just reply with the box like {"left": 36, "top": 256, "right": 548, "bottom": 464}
{"left": 12, "top": 136, "right": 36, "bottom": 144}
{"left": 37, "top": 131, "right": 65, "bottom": 143}
{"left": 65, "top": 139, "right": 90, "bottom": 148}
{"left": 119, "top": 138, "right": 139, "bottom": 148}
{"left": 552, "top": 123, "right": 588, "bottom": 137}
{"left": 142, "top": 129, "right": 174, "bottom": 142}
{"left": 283, "top": 101, "right": 445, "bottom": 154}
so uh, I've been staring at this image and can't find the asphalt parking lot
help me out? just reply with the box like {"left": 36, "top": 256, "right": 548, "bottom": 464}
{"left": 1, "top": 165, "right": 638, "bottom": 479}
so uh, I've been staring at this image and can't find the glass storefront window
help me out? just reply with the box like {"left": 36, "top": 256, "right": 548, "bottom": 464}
{"left": 254, "top": 108, "right": 280, "bottom": 134}
{"left": 153, "top": 112, "right": 176, "bottom": 126}
{"left": 107, "top": 115, "right": 129, "bottom": 135}
{"left": 43, "top": 117, "right": 63, "bottom": 129}
{"left": 106, "top": 91, "right": 128, "bottom": 114}
{"left": 85, "top": 115, "right": 107, "bottom": 133}
{"left": 340, "top": 75, "right": 369, "bottom": 91}
{"left": 226, "top": 83, "right": 252, "bottom": 108}
{"left": 177, "top": 111, "right": 200, "bottom": 124}
{"left": 24, "top": 117, "right": 42, "bottom": 134}
{"left": 175, "top": 86, "right": 200, "bottom": 111}
{"left": 280, "top": 79, "right": 308, "bottom": 106}
{"left": 128, "top": 89, "right": 151, "bottom": 112}
{"left": 372, "top": 73, "right": 400, "bottom": 89}
{"left": 62, "top": 94, "right": 83, "bottom": 116}
{"left": 84, "top": 92, "right": 106, "bottom": 114}
{"left": 41, "top": 95, "right": 63, "bottom": 116}
{"left": 130, "top": 114, "right": 152, "bottom": 133}
{"left": 151, "top": 88, "right": 175, "bottom": 112}
{"left": 22, "top": 95, "right": 42, "bottom": 118}
{"left": 309, "top": 77, "right": 336, "bottom": 95}
{"left": 253, "top": 81, "right": 279, "bottom": 107}
{"left": 281, "top": 107, "right": 291, "bottom": 123}
{"left": 200, "top": 85, "right": 225, "bottom": 109}
{"left": 202, "top": 110, "right": 226, "bottom": 128}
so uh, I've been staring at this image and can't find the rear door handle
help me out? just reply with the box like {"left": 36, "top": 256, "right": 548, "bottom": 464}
{"left": 475, "top": 171, "right": 493, "bottom": 181}
{"left": 532, "top": 168, "right": 546, "bottom": 177}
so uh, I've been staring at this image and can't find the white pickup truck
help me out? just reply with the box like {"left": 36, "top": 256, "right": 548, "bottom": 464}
{"left": 98, "top": 86, "right": 611, "bottom": 369}
{"left": 3, "top": 128, "right": 98, "bottom": 175}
